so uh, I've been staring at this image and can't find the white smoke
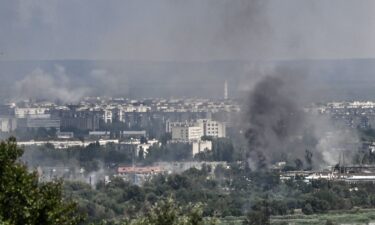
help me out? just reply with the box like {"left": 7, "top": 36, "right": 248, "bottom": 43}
{"left": 14, "top": 65, "right": 89, "bottom": 102}
{"left": 89, "top": 69, "right": 129, "bottom": 97}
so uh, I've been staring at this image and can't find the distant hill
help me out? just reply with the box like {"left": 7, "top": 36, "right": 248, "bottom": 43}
{"left": 1, "top": 59, "right": 375, "bottom": 102}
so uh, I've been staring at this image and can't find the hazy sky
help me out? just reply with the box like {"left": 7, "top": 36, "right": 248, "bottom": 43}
{"left": 1, "top": 0, "right": 375, "bottom": 61}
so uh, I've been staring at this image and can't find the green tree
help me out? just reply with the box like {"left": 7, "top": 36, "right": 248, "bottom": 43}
{"left": 129, "top": 197, "right": 217, "bottom": 225}
{"left": 301, "top": 203, "right": 313, "bottom": 215}
{"left": 243, "top": 200, "right": 270, "bottom": 225}
{"left": 212, "top": 138, "right": 234, "bottom": 162}
{"left": 325, "top": 220, "right": 336, "bottom": 225}
{"left": 0, "top": 137, "right": 83, "bottom": 225}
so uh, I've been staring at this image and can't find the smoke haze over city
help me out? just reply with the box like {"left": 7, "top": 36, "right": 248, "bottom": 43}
{"left": 1, "top": 1, "right": 375, "bottom": 102}
{"left": 2, "top": 1, "right": 375, "bottom": 224}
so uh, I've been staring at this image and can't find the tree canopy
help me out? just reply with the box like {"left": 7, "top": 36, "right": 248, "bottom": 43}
{"left": 0, "top": 137, "right": 83, "bottom": 225}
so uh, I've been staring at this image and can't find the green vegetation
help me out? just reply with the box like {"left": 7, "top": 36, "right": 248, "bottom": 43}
{"left": 8, "top": 135, "right": 375, "bottom": 225}
{"left": 23, "top": 142, "right": 135, "bottom": 173}
{"left": 63, "top": 161, "right": 375, "bottom": 224}
{"left": 1, "top": 138, "right": 218, "bottom": 225}
{"left": 271, "top": 208, "right": 375, "bottom": 224}
{"left": 126, "top": 197, "right": 217, "bottom": 225}
{"left": 195, "top": 138, "right": 235, "bottom": 162}
{"left": 144, "top": 142, "right": 192, "bottom": 164}
{"left": 22, "top": 137, "right": 237, "bottom": 172}
{"left": 0, "top": 137, "right": 83, "bottom": 225}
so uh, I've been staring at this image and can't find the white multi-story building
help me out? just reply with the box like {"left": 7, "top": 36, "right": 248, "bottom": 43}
{"left": 196, "top": 119, "right": 226, "bottom": 138}
{"left": 123, "top": 105, "right": 150, "bottom": 112}
{"left": 171, "top": 126, "right": 203, "bottom": 141}
{"left": 103, "top": 109, "right": 113, "bottom": 123}
{"left": 103, "top": 108, "right": 126, "bottom": 124}
{"left": 169, "top": 119, "right": 226, "bottom": 140}
{"left": 0, "top": 117, "right": 17, "bottom": 132}
{"left": 166, "top": 120, "right": 196, "bottom": 133}
{"left": 116, "top": 109, "right": 125, "bottom": 122}
{"left": 15, "top": 107, "right": 48, "bottom": 118}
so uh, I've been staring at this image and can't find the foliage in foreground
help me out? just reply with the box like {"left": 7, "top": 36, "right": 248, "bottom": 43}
{"left": 0, "top": 137, "right": 83, "bottom": 225}
{"left": 95, "top": 197, "right": 217, "bottom": 225}
{"left": 129, "top": 197, "right": 217, "bottom": 225}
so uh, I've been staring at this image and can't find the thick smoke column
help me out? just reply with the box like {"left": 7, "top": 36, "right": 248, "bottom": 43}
{"left": 244, "top": 71, "right": 323, "bottom": 169}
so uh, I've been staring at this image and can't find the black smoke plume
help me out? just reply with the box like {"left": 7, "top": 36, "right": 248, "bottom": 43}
{"left": 244, "top": 71, "right": 323, "bottom": 170}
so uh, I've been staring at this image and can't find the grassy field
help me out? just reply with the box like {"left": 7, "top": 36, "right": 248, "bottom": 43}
{"left": 218, "top": 209, "right": 375, "bottom": 225}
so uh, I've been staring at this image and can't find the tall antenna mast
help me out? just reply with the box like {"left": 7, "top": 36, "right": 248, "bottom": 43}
{"left": 224, "top": 80, "right": 228, "bottom": 100}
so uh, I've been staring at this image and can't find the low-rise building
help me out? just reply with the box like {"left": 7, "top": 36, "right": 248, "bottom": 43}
{"left": 117, "top": 166, "right": 164, "bottom": 185}
{"left": 192, "top": 140, "right": 212, "bottom": 155}
{"left": 122, "top": 130, "right": 147, "bottom": 138}
{"left": 56, "top": 131, "right": 74, "bottom": 139}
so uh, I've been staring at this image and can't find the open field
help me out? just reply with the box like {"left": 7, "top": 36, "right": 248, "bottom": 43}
{"left": 219, "top": 209, "right": 375, "bottom": 225}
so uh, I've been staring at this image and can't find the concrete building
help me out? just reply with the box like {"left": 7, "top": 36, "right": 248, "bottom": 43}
{"left": 17, "top": 114, "right": 60, "bottom": 130}
{"left": 192, "top": 140, "right": 212, "bottom": 156}
{"left": 166, "top": 120, "right": 196, "bottom": 133}
{"left": 156, "top": 161, "right": 227, "bottom": 174}
{"left": 89, "top": 131, "right": 110, "bottom": 138}
{"left": 122, "top": 130, "right": 147, "bottom": 138}
{"left": 0, "top": 104, "right": 15, "bottom": 116}
{"left": 117, "top": 166, "right": 164, "bottom": 185}
{"left": 119, "top": 138, "right": 159, "bottom": 156}
{"left": 15, "top": 107, "right": 48, "bottom": 118}
{"left": 52, "top": 110, "right": 100, "bottom": 131}
{"left": 56, "top": 131, "right": 74, "bottom": 139}
{"left": 113, "top": 108, "right": 125, "bottom": 123}
{"left": 196, "top": 119, "right": 226, "bottom": 138}
{"left": 18, "top": 139, "right": 119, "bottom": 149}
{"left": 103, "top": 109, "right": 113, "bottom": 124}
{"left": 169, "top": 119, "right": 225, "bottom": 141}
{"left": 0, "top": 117, "right": 17, "bottom": 132}
{"left": 171, "top": 126, "right": 203, "bottom": 141}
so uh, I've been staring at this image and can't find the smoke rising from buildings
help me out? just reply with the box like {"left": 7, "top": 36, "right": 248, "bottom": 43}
{"left": 1, "top": 1, "right": 375, "bottom": 100}
{"left": 14, "top": 65, "right": 88, "bottom": 102}
{"left": 244, "top": 70, "right": 312, "bottom": 169}
{"left": 244, "top": 68, "right": 359, "bottom": 169}
{"left": 0, "top": 1, "right": 369, "bottom": 169}
{"left": 13, "top": 64, "right": 130, "bottom": 102}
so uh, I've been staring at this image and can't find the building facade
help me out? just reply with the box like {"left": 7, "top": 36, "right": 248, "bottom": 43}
{"left": 171, "top": 126, "right": 203, "bottom": 141}
{"left": 196, "top": 119, "right": 226, "bottom": 138}
{"left": 0, "top": 117, "right": 17, "bottom": 132}
{"left": 192, "top": 140, "right": 212, "bottom": 155}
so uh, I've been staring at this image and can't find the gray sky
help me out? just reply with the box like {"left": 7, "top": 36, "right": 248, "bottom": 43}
{"left": 1, "top": 0, "right": 375, "bottom": 61}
